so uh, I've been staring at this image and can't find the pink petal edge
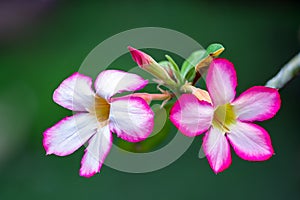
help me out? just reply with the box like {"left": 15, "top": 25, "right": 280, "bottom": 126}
{"left": 43, "top": 116, "right": 77, "bottom": 156}
{"left": 203, "top": 128, "right": 232, "bottom": 174}
{"left": 109, "top": 96, "right": 154, "bottom": 142}
{"left": 53, "top": 72, "right": 94, "bottom": 111}
{"left": 79, "top": 127, "right": 113, "bottom": 178}
{"left": 206, "top": 58, "right": 237, "bottom": 106}
{"left": 43, "top": 113, "right": 97, "bottom": 156}
{"left": 170, "top": 94, "right": 213, "bottom": 137}
{"left": 227, "top": 121, "right": 274, "bottom": 161}
{"left": 232, "top": 86, "right": 281, "bottom": 122}
{"left": 94, "top": 70, "right": 148, "bottom": 100}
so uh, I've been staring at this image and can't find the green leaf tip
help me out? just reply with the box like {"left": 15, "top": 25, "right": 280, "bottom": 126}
{"left": 165, "top": 55, "right": 180, "bottom": 72}
{"left": 180, "top": 50, "right": 206, "bottom": 81}
{"left": 206, "top": 43, "right": 225, "bottom": 57}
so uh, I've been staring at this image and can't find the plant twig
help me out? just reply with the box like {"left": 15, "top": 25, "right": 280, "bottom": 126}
{"left": 265, "top": 52, "right": 300, "bottom": 89}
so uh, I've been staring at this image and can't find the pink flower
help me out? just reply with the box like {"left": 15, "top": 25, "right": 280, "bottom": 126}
{"left": 170, "top": 58, "right": 281, "bottom": 173}
{"left": 43, "top": 70, "right": 154, "bottom": 177}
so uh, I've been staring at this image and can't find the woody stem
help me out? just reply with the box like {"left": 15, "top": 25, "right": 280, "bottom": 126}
{"left": 265, "top": 52, "right": 300, "bottom": 89}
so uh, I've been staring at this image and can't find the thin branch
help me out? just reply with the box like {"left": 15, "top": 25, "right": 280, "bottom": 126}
{"left": 265, "top": 52, "right": 300, "bottom": 89}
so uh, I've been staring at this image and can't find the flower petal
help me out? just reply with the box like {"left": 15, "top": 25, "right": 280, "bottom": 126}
{"left": 53, "top": 72, "right": 95, "bottom": 112}
{"left": 43, "top": 113, "right": 98, "bottom": 156}
{"left": 94, "top": 70, "right": 148, "bottom": 100}
{"left": 203, "top": 127, "right": 231, "bottom": 173}
{"left": 191, "top": 88, "right": 212, "bottom": 103}
{"left": 206, "top": 58, "right": 237, "bottom": 106}
{"left": 79, "top": 125, "right": 112, "bottom": 178}
{"left": 227, "top": 121, "right": 274, "bottom": 161}
{"left": 109, "top": 96, "right": 154, "bottom": 142}
{"left": 232, "top": 86, "right": 281, "bottom": 122}
{"left": 170, "top": 94, "right": 213, "bottom": 137}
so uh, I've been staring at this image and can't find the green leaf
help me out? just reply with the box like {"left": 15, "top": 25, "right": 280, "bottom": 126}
{"left": 165, "top": 55, "right": 180, "bottom": 72}
{"left": 185, "top": 68, "right": 197, "bottom": 82}
{"left": 181, "top": 50, "right": 206, "bottom": 81}
{"left": 158, "top": 60, "right": 183, "bottom": 85}
{"left": 206, "top": 43, "right": 225, "bottom": 57}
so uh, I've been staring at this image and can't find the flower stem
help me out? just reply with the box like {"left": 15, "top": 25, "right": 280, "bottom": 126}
{"left": 147, "top": 93, "right": 171, "bottom": 101}
{"left": 265, "top": 52, "right": 300, "bottom": 89}
{"left": 129, "top": 93, "right": 171, "bottom": 104}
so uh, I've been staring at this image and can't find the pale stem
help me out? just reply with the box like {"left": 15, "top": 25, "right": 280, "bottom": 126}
{"left": 265, "top": 52, "right": 300, "bottom": 89}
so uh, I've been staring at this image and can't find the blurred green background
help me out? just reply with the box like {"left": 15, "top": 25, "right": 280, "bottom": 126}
{"left": 0, "top": 0, "right": 299, "bottom": 199}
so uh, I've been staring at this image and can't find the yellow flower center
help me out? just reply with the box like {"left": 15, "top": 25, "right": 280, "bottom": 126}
{"left": 212, "top": 104, "right": 236, "bottom": 133}
{"left": 94, "top": 95, "right": 110, "bottom": 123}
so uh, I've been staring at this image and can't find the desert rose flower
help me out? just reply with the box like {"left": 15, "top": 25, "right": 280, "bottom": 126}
{"left": 43, "top": 70, "right": 154, "bottom": 177}
{"left": 170, "top": 58, "right": 281, "bottom": 173}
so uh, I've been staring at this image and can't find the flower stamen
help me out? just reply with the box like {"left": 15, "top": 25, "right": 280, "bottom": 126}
{"left": 212, "top": 104, "right": 236, "bottom": 133}
{"left": 94, "top": 95, "right": 110, "bottom": 123}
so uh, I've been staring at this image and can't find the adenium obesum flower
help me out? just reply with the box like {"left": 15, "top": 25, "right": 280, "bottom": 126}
{"left": 43, "top": 70, "right": 154, "bottom": 177}
{"left": 170, "top": 58, "right": 281, "bottom": 173}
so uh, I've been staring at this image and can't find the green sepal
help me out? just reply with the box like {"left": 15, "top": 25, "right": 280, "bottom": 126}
{"left": 159, "top": 58, "right": 183, "bottom": 85}
{"left": 165, "top": 55, "right": 180, "bottom": 72}
{"left": 158, "top": 61, "right": 170, "bottom": 68}
{"left": 180, "top": 50, "right": 206, "bottom": 82}
{"left": 206, "top": 43, "right": 225, "bottom": 57}
{"left": 195, "top": 43, "right": 225, "bottom": 72}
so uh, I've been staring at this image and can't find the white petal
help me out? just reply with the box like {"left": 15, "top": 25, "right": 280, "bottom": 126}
{"left": 206, "top": 58, "right": 237, "bottom": 106}
{"left": 109, "top": 96, "right": 154, "bottom": 142}
{"left": 79, "top": 125, "right": 112, "bottom": 178}
{"left": 94, "top": 70, "right": 148, "bottom": 99}
{"left": 53, "top": 72, "right": 95, "bottom": 112}
{"left": 43, "top": 113, "right": 98, "bottom": 156}
{"left": 203, "top": 127, "right": 231, "bottom": 173}
{"left": 170, "top": 94, "right": 213, "bottom": 137}
{"left": 232, "top": 86, "right": 281, "bottom": 122}
{"left": 227, "top": 121, "right": 274, "bottom": 161}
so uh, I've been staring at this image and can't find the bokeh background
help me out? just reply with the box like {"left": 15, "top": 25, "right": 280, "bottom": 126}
{"left": 0, "top": 0, "right": 299, "bottom": 199}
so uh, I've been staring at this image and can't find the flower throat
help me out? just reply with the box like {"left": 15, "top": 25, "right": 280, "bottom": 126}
{"left": 212, "top": 104, "right": 236, "bottom": 133}
{"left": 94, "top": 95, "right": 110, "bottom": 122}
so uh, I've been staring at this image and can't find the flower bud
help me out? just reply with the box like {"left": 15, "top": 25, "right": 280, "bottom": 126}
{"left": 128, "top": 46, "right": 154, "bottom": 68}
{"left": 128, "top": 46, "right": 177, "bottom": 88}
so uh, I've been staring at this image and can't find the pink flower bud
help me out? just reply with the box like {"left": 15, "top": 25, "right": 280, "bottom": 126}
{"left": 128, "top": 46, "right": 178, "bottom": 88}
{"left": 128, "top": 46, "right": 154, "bottom": 68}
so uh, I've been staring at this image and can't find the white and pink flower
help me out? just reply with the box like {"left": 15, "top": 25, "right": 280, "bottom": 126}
{"left": 170, "top": 58, "right": 281, "bottom": 173}
{"left": 43, "top": 70, "right": 154, "bottom": 177}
